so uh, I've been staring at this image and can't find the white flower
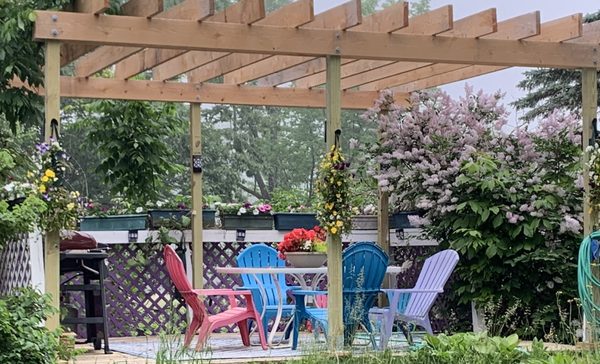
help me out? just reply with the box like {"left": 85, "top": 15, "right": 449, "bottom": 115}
{"left": 156, "top": 201, "right": 164, "bottom": 207}
{"left": 238, "top": 207, "right": 247, "bottom": 215}
{"left": 253, "top": 209, "right": 259, "bottom": 215}
{"left": 135, "top": 207, "right": 143, "bottom": 213}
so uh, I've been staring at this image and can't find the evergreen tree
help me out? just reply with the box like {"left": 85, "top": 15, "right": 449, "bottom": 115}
{"left": 512, "top": 11, "right": 600, "bottom": 121}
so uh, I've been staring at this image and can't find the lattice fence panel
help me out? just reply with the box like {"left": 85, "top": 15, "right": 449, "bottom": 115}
{"left": 104, "top": 243, "right": 188, "bottom": 337}
{"left": 0, "top": 235, "right": 32, "bottom": 296}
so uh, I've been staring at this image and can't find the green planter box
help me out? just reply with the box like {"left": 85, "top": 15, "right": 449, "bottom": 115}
{"left": 390, "top": 211, "right": 420, "bottom": 229}
{"left": 221, "top": 214, "right": 273, "bottom": 230}
{"left": 80, "top": 214, "right": 148, "bottom": 231}
{"left": 273, "top": 213, "right": 319, "bottom": 230}
{"left": 148, "top": 209, "right": 216, "bottom": 229}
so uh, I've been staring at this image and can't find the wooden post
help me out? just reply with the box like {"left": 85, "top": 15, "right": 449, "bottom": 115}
{"left": 583, "top": 68, "right": 599, "bottom": 342}
{"left": 377, "top": 103, "right": 391, "bottom": 306}
{"left": 190, "top": 103, "right": 204, "bottom": 288}
{"left": 43, "top": 41, "right": 61, "bottom": 330}
{"left": 326, "top": 55, "right": 343, "bottom": 351}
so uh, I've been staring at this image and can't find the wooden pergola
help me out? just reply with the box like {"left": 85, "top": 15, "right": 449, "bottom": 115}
{"left": 24, "top": 0, "right": 599, "bottom": 349}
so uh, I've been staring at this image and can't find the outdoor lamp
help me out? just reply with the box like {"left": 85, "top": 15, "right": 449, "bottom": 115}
{"left": 128, "top": 229, "right": 138, "bottom": 243}
{"left": 395, "top": 228, "right": 405, "bottom": 240}
{"left": 236, "top": 229, "right": 246, "bottom": 242}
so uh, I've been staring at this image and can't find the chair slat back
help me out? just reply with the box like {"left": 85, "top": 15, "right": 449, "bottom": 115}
{"left": 237, "top": 244, "right": 287, "bottom": 306}
{"left": 341, "top": 242, "right": 388, "bottom": 324}
{"left": 163, "top": 245, "right": 206, "bottom": 320}
{"left": 404, "top": 249, "right": 459, "bottom": 318}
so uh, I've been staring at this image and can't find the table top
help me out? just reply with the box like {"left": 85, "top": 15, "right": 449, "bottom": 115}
{"left": 216, "top": 265, "right": 407, "bottom": 275}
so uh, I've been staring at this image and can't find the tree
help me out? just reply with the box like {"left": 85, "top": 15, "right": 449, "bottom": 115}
{"left": 512, "top": 11, "right": 600, "bottom": 121}
{"left": 0, "top": 0, "right": 70, "bottom": 131}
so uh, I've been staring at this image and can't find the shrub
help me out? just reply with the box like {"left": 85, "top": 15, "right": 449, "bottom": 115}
{"left": 0, "top": 288, "right": 59, "bottom": 364}
{"left": 362, "top": 88, "right": 582, "bottom": 340}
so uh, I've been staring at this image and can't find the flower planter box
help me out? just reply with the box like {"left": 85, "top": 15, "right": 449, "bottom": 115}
{"left": 285, "top": 252, "right": 327, "bottom": 268}
{"left": 351, "top": 215, "right": 378, "bottom": 230}
{"left": 148, "top": 209, "right": 216, "bottom": 229}
{"left": 273, "top": 213, "right": 319, "bottom": 230}
{"left": 221, "top": 214, "right": 273, "bottom": 230}
{"left": 79, "top": 214, "right": 147, "bottom": 231}
{"left": 390, "top": 211, "right": 420, "bottom": 229}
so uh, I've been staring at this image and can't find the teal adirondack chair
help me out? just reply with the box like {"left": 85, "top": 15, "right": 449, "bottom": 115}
{"left": 291, "top": 241, "right": 388, "bottom": 350}
{"left": 236, "top": 243, "right": 299, "bottom": 339}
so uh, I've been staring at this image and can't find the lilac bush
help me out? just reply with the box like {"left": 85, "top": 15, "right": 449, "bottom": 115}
{"left": 362, "top": 87, "right": 583, "bottom": 339}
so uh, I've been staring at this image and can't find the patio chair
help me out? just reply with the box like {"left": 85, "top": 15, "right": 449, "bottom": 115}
{"left": 163, "top": 245, "right": 267, "bottom": 351}
{"left": 236, "top": 243, "right": 299, "bottom": 339}
{"left": 291, "top": 241, "right": 388, "bottom": 350}
{"left": 371, "top": 249, "right": 459, "bottom": 349}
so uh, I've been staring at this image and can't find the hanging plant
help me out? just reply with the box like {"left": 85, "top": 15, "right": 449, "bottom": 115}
{"left": 316, "top": 131, "right": 353, "bottom": 236}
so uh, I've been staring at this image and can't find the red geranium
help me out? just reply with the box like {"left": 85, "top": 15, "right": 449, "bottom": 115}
{"left": 277, "top": 226, "right": 326, "bottom": 259}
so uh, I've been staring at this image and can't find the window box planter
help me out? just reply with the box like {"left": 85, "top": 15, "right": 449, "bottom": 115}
{"left": 221, "top": 214, "right": 273, "bottom": 230}
{"left": 148, "top": 209, "right": 216, "bottom": 229}
{"left": 79, "top": 214, "right": 148, "bottom": 231}
{"left": 273, "top": 213, "right": 319, "bottom": 230}
{"left": 351, "top": 215, "right": 378, "bottom": 230}
{"left": 390, "top": 211, "right": 421, "bottom": 229}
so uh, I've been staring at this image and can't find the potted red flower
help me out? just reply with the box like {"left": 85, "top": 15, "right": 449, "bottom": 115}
{"left": 277, "top": 226, "right": 327, "bottom": 267}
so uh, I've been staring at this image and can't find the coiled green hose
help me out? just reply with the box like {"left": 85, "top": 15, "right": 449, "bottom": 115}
{"left": 578, "top": 231, "right": 600, "bottom": 330}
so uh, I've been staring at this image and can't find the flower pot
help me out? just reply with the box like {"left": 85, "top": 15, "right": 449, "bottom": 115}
{"left": 148, "top": 209, "right": 216, "bottom": 229}
{"left": 273, "top": 213, "right": 319, "bottom": 230}
{"left": 390, "top": 211, "right": 420, "bottom": 229}
{"left": 285, "top": 252, "right": 327, "bottom": 268}
{"left": 79, "top": 214, "right": 147, "bottom": 231}
{"left": 221, "top": 214, "right": 273, "bottom": 230}
{"left": 351, "top": 215, "right": 378, "bottom": 230}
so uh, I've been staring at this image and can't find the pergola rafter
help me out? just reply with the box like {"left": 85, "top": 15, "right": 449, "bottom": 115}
{"left": 21, "top": 0, "right": 599, "bottom": 349}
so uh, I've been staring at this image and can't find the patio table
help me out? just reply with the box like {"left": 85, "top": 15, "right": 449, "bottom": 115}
{"left": 216, "top": 265, "right": 409, "bottom": 347}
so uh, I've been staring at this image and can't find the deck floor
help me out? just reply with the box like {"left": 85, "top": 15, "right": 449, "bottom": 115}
{"left": 71, "top": 331, "right": 414, "bottom": 363}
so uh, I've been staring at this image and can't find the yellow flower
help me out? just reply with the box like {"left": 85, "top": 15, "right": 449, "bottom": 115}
{"left": 41, "top": 175, "right": 49, "bottom": 182}
{"left": 39, "top": 185, "right": 46, "bottom": 193}
{"left": 330, "top": 226, "right": 338, "bottom": 234}
{"left": 337, "top": 181, "right": 341, "bottom": 186}
{"left": 27, "top": 171, "right": 34, "bottom": 178}
{"left": 336, "top": 220, "right": 343, "bottom": 227}
{"left": 45, "top": 169, "right": 56, "bottom": 178}
{"left": 67, "top": 202, "right": 75, "bottom": 210}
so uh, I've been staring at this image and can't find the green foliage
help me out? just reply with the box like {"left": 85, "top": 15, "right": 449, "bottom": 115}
{"left": 513, "top": 11, "right": 600, "bottom": 121}
{"left": 0, "top": 288, "right": 59, "bottom": 364}
{"left": 270, "top": 188, "right": 311, "bottom": 212}
{"left": 0, "top": 0, "right": 70, "bottom": 131}
{"left": 81, "top": 100, "right": 185, "bottom": 205}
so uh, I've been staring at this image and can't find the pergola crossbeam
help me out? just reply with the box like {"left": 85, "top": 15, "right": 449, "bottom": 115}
{"left": 14, "top": 76, "right": 390, "bottom": 109}
{"left": 73, "top": 0, "right": 215, "bottom": 78}
{"left": 116, "top": 0, "right": 264, "bottom": 80}
{"left": 285, "top": 5, "right": 453, "bottom": 89}
{"left": 206, "top": 0, "right": 363, "bottom": 85}
{"left": 390, "top": 15, "right": 589, "bottom": 93}
{"left": 34, "top": 11, "right": 600, "bottom": 69}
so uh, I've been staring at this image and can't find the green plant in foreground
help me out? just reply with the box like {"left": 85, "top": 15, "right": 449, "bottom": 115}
{"left": 0, "top": 288, "right": 59, "bottom": 364}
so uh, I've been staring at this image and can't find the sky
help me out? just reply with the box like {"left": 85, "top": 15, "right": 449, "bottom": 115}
{"left": 314, "top": 0, "right": 599, "bottom": 125}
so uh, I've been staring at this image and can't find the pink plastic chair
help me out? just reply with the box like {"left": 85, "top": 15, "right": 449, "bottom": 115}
{"left": 163, "top": 245, "right": 267, "bottom": 351}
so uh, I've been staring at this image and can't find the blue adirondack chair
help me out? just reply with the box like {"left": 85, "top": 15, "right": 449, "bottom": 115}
{"left": 236, "top": 243, "right": 299, "bottom": 339}
{"left": 291, "top": 241, "right": 389, "bottom": 350}
{"left": 370, "top": 249, "right": 459, "bottom": 349}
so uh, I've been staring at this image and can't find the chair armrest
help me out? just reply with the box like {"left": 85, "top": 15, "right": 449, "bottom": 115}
{"left": 291, "top": 289, "right": 327, "bottom": 297}
{"left": 287, "top": 286, "right": 302, "bottom": 291}
{"left": 192, "top": 288, "right": 253, "bottom": 296}
{"left": 382, "top": 288, "right": 443, "bottom": 294}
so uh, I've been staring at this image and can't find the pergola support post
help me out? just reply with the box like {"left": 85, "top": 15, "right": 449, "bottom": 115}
{"left": 377, "top": 103, "right": 391, "bottom": 306}
{"left": 43, "top": 40, "right": 61, "bottom": 330}
{"left": 190, "top": 103, "right": 204, "bottom": 288}
{"left": 325, "top": 55, "right": 343, "bottom": 351}
{"left": 582, "top": 68, "right": 599, "bottom": 342}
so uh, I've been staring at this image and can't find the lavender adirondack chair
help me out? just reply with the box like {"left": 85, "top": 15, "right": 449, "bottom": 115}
{"left": 371, "top": 249, "right": 459, "bottom": 349}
